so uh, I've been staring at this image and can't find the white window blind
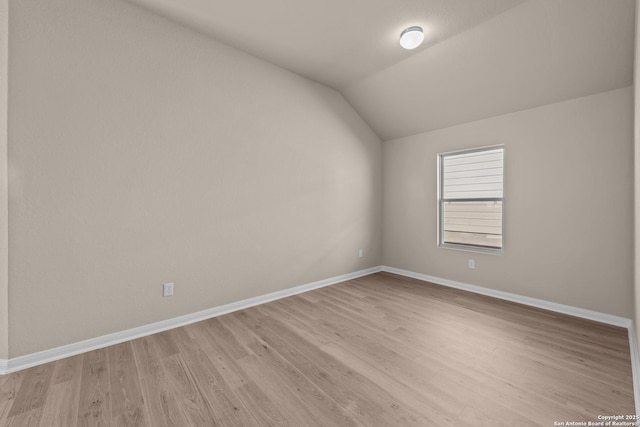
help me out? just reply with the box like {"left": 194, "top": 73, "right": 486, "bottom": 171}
{"left": 439, "top": 147, "right": 504, "bottom": 252}
{"left": 442, "top": 148, "right": 503, "bottom": 200}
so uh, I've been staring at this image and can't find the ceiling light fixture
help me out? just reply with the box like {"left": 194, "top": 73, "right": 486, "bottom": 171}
{"left": 399, "top": 26, "right": 424, "bottom": 50}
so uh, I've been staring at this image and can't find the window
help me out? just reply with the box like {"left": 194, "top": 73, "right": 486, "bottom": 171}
{"left": 438, "top": 146, "right": 504, "bottom": 253}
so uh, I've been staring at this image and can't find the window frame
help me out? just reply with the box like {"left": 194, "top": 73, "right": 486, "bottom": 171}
{"left": 437, "top": 145, "right": 505, "bottom": 255}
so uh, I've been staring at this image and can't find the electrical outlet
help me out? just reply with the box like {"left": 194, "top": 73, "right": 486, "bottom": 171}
{"left": 163, "top": 282, "right": 174, "bottom": 297}
{"left": 468, "top": 259, "right": 475, "bottom": 269}
{"left": 358, "top": 249, "right": 364, "bottom": 258}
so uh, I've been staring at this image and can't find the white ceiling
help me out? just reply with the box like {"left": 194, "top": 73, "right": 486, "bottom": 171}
{"left": 128, "top": 0, "right": 526, "bottom": 89}
{"left": 127, "top": 0, "right": 635, "bottom": 141}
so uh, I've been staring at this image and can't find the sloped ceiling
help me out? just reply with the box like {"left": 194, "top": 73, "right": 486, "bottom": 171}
{"left": 345, "top": 0, "right": 635, "bottom": 140}
{"left": 127, "top": 0, "right": 635, "bottom": 141}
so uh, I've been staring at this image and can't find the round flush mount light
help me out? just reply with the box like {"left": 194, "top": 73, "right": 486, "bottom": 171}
{"left": 399, "top": 26, "right": 424, "bottom": 50}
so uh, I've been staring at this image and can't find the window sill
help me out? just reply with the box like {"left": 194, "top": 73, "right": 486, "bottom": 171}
{"left": 438, "top": 243, "right": 504, "bottom": 256}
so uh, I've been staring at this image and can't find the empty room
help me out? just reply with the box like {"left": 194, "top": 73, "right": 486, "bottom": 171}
{"left": 0, "top": 0, "right": 638, "bottom": 425}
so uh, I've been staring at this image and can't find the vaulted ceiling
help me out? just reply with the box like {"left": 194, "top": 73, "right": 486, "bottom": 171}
{"left": 128, "top": 0, "right": 635, "bottom": 140}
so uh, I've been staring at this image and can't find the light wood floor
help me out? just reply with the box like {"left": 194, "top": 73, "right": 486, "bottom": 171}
{"left": 0, "top": 272, "right": 634, "bottom": 426}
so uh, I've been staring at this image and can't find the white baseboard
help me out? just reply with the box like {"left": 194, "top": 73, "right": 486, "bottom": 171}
{"left": 0, "top": 266, "right": 383, "bottom": 374}
{"left": 381, "top": 266, "right": 632, "bottom": 328}
{"left": 628, "top": 324, "right": 640, "bottom": 416}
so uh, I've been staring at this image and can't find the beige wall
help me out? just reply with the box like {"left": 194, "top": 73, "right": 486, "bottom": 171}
{"left": 0, "top": 0, "right": 7, "bottom": 360}
{"left": 4, "top": 0, "right": 633, "bottom": 360}
{"left": 7, "top": 0, "right": 382, "bottom": 357}
{"left": 634, "top": 0, "right": 640, "bottom": 357}
{"left": 384, "top": 87, "right": 634, "bottom": 318}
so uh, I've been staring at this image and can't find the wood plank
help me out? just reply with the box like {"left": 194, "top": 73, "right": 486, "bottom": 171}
{"left": 38, "top": 356, "right": 83, "bottom": 427}
{"left": 247, "top": 304, "right": 444, "bottom": 426}
{"left": 107, "top": 342, "right": 148, "bottom": 426}
{"left": 0, "top": 370, "right": 23, "bottom": 422}
{"left": 76, "top": 348, "right": 111, "bottom": 427}
{"left": 7, "top": 363, "right": 52, "bottom": 417}
{"left": 131, "top": 336, "right": 193, "bottom": 427}
{"left": 168, "top": 327, "right": 260, "bottom": 426}
{"left": 6, "top": 409, "right": 43, "bottom": 427}
{"left": 160, "top": 354, "right": 219, "bottom": 426}
{"left": 237, "top": 353, "right": 322, "bottom": 427}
